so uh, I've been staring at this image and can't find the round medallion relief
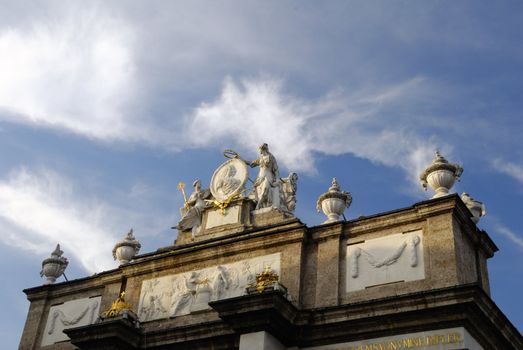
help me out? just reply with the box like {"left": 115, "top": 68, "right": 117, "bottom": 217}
{"left": 210, "top": 158, "right": 248, "bottom": 202}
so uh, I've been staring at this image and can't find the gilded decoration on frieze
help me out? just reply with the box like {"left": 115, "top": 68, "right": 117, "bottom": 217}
{"left": 252, "top": 264, "right": 280, "bottom": 293}
{"left": 101, "top": 291, "right": 134, "bottom": 318}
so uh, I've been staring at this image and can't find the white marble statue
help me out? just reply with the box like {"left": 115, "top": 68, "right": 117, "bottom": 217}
{"left": 280, "top": 172, "right": 298, "bottom": 212}
{"left": 247, "top": 143, "right": 281, "bottom": 210}
{"left": 177, "top": 180, "right": 212, "bottom": 237}
{"left": 245, "top": 143, "right": 300, "bottom": 212}
{"left": 461, "top": 192, "right": 486, "bottom": 224}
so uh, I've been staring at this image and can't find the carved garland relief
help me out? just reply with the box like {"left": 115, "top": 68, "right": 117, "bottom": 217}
{"left": 346, "top": 231, "right": 425, "bottom": 292}
{"left": 137, "top": 253, "right": 281, "bottom": 322}
{"left": 41, "top": 296, "right": 101, "bottom": 346}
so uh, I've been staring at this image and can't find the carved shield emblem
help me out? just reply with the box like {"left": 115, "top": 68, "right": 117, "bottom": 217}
{"left": 210, "top": 158, "right": 248, "bottom": 202}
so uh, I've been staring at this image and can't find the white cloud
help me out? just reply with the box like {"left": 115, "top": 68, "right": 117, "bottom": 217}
{"left": 493, "top": 224, "right": 523, "bottom": 251}
{"left": 184, "top": 76, "right": 439, "bottom": 183}
{"left": 0, "top": 168, "right": 117, "bottom": 273}
{"left": 0, "top": 2, "right": 485, "bottom": 188}
{"left": 492, "top": 159, "right": 523, "bottom": 184}
{"left": 0, "top": 4, "right": 140, "bottom": 142}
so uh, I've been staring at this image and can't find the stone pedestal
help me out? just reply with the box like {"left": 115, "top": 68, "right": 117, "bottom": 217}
{"left": 251, "top": 207, "right": 294, "bottom": 227}
{"left": 176, "top": 198, "right": 255, "bottom": 245}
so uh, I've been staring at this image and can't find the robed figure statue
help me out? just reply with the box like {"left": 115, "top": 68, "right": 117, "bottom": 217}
{"left": 177, "top": 180, "right": 211, "bottom": 237}
{"left": 247, "top": 143, "right": 283, "bottom": 210}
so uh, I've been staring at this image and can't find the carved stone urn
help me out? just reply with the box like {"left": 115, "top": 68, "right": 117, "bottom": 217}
{"left": 420, "top": 151, "right": 463, "bottom": 198}
{"left": 461, "top": 192, "right": 486, "bottom": 224}
{"left": 316, "top": 178, "right": 352, "bottom": 224}
{"left": 112, "top": 229, "right": 141, "bottom": 265}
{"left": 40, "top": 244, "right": 68, "bottom": 284}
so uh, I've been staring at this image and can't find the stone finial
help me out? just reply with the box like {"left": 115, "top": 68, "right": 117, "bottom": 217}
{"left": 40, "top": 244, "right": 69, "bottom": 284}
{"left": 461, "top": 192, "right": 486, "bottom": 224}
{"left": 420, "top": 151, "right": 463, "bottom": 198}
{"left": 316, "top": 178, "right": 352, "bottom": 224}
{"left": 112, "top": 229, "right": 141, "bottom": 265}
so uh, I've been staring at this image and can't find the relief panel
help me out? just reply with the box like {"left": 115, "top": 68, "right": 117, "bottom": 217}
{"left": 41, "top": 296, "right": 101, "bottom": 346}
{"left": 346, "top": 231, "right": 424, "bottom": 292}
{"left": 137, "top": 253, "right": 281, "bottom": 322}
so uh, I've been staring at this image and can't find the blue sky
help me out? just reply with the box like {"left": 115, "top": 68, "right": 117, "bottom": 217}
{"left": 1, "top": 1, "right": 523, "bottom": 348}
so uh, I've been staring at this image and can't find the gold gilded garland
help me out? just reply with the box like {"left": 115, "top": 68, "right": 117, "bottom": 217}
{"left": 206, "top": 193, "right": 242, "bottom": 215}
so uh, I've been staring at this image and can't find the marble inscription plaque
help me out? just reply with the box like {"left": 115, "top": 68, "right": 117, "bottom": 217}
{"left": 301, "top": 327, "right": 483, "bottom": 350}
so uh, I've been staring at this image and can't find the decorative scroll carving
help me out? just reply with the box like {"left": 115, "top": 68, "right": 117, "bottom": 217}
{"left": 137, "top": 253, "right": 280, "bottom": 322}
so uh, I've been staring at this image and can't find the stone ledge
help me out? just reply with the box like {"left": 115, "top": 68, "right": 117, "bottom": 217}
{"left": 140, "top": 319, "right": 236, "bottom": 349}
{"left": 59, "top": 284, "right": 523, "bottom": 350}
{"left": 64, "top": 315, "right": 141, "bottom": 350}
{"left": 295, "top": 283, "right": 523, "bottom": 349}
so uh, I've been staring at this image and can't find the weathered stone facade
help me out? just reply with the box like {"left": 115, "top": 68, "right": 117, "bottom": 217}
{"left": 19, "top": 195, "right": 523, "bottom": 350}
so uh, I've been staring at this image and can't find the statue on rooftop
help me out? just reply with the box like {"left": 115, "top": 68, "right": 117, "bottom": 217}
{"left": 461, "top": 192, "right": 486, "bottom": 224}
{"left": 280, "top": 172, "right": 298, "bottom": 212}
{"left": 177, "top": 180, "right": 212, "bottom": 237}
{"left": 247, "top": 143, "right": 283, "bottom": 210}
{"left": 221, "top": 144, "right": 298, "bottom": 213}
